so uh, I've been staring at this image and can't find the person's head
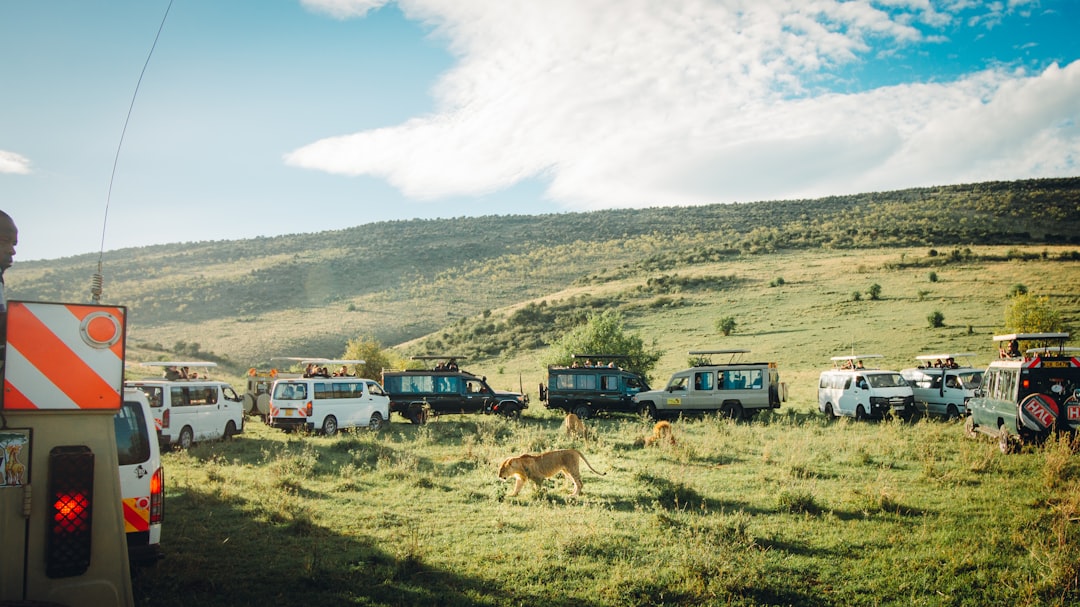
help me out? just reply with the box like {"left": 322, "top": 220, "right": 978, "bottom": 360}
{"left": 0, "top": 211, "right": 17, "bottom": 274}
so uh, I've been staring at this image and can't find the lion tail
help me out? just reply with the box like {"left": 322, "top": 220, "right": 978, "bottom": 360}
{"left": 575, "top": 450, "right": 606, "bottom": 476}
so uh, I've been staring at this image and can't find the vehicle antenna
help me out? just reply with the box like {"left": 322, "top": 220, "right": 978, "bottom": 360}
{"left": 92, "top": 0, "right": 174, "bottom": 303}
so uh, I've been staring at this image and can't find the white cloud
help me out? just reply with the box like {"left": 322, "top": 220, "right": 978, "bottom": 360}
{"left": 285, "top": 0, "right": 1080, "bottom": 210}
{"left": 300, "top": 0, "right": 391, "bottom": 19}
{"left": 0, "top": 150, "right": 31, "bottom": 175}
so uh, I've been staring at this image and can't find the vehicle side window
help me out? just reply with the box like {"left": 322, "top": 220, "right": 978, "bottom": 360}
{"left": 693, "top": 372, "right": 714, "bottom": 391}
{"left": 142, "top": 386, "right": 163, "bottom": 408}
{"left": 368, "top": 382, "right": 386, "bottom": 396}
{"left": 669, "top": 376, "right": 688, "bottom": 391}
{"left": 223, "top": 386, "right": 241, "bottom": 401}
{"left": 115, "top": 402, "right": 150, "bottom": 466}
{"left": 555, "top": 373, "right": 575, "bottom": 390}
{"left": 171, "top": 386, "right": 189, "bottom": 407}
{"left": 601, "top": 375, "right": 619, "bottom": 390}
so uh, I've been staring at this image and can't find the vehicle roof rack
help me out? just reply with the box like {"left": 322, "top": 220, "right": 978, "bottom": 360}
{"left": 915, "top": 353, "right": 975, "bottom": 361}
{"left": 270, "top": 356, "right": 366, "bottom": 366}
{"left": 572, "top": 353, "right": 629, "bottom": 359}
{"left": 410, "top": 355, "right": 465, "bottom": 361}
{"left": 830, "top": 354, "right": 882, "bottom": 362}
{"left": 1026, "top": 347, "right": 1080, "bottom": 355}
{"left": 139, "top": 361, "right": 217, "bottom": 368}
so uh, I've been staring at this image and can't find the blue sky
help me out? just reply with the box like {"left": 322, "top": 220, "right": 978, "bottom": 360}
{"left": 3, "top": 0, "right": 1078, "bottom": 261}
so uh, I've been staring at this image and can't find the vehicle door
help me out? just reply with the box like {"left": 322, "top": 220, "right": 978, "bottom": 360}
{"left": 837, "top": 374, "right": 860, "bottom": 415}
{"left": 168, "top": 386, "right": 196, "bottom": 443}
{"left": 192, "top": 385, "right": 222, "bottom": 441}
{"left": 686, "top": 370, "right": 716, "bottom": 410}
{"left": 660, "top": 373, "right": 690, "bottom": 411}
{"left": 337, "top": 381, "right": 366, "bottom": 428}
{"left": 463, "top": 378, "right": 491, "bottom": 413}
{"left": 597, "top": 372, "right": 624, "bottom": 410}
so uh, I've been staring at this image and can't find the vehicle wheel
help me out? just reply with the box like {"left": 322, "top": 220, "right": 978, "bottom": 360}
{"left": 639, "top": 402, "right": 657, "bottom": 420}
{"left": 224, "top": 420, "right": 238, "bottom": 439}
{"left": 368, "top": 412, "right": 384, "bottom": 432}
{"left": 720, "top": 403, "right": 743, "bottom": 420}
{"left": 855, "top": 405, "right": 867, "bottom": 422}
{"left": 322, "top": 415, "right": 339, "bottom": 437}
{"left": 500, "top": 405, "right": 521, "bottom": 419}
{"left": 178, "top": 426, "right": 194, "bottom": 450}
{"left": 573, "top": 406, "right": 591, "bottom": 420}
{"left": 824, "top": 403, "right": 836, "bottom": 419}
{"left": 998, "top": 424, "right": 1013, "bottom": 454}
{"left": 946, "top": 404, "right": 960, "bottom": 420}
{"left": 963, "top": 415, "right": 977, "bottom": 439}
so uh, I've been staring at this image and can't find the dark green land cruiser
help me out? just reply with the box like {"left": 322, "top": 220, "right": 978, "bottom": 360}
{"left": 965, "top": 333, "right": 1080, "bottom": 453}
{"left": 540, "top": 354, "right": 651, "bottom": 419}
{"left": 381, "top": 356, "right": 528, "bottom": 424}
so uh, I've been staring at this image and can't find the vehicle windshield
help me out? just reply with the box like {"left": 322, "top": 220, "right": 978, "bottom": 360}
{"left": 273, "top": 382, "right": 308, "bottom": 400}
{"left": 866, "top": 373, "right": 908, "bottom": 389}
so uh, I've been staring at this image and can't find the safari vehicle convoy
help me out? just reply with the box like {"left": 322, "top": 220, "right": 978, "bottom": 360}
{"left": 632, "top": 350, "right": 784, "bottom": 420}
{"left": 818, "top": 354, "right": 915, "bottom": 420}
{"left": 901, "top": 353, "right": 982, "bottom": 419}
{"left": 381, "top": 356, "right": 528, "bottom": 424}
{"left": 2, "top": 301, "right": 137, "bottom": 607}
{"left": 540, "top": 354, "right": 651, "bottom": 419}
{"left": 965, "top": 333, "right": 1080, "bottom": 453}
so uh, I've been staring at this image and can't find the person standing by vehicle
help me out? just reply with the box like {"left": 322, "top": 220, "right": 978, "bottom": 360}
{"left": 0, "top": 210, "right": 19, "bottom": 400}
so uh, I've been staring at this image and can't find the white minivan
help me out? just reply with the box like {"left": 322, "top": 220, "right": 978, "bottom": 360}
{"left": 115, "top": 388, "right": 164, "bottom": 565}
{"left": 269, "top": 375, "right": 390, "bottom": 435}
{"left": 901, "top": 353, "right": 983, "bottom": 419}
{"left": 818, "top": 355, "right": 915, "bottom": 420}
{"left": 126, "top": 362, "right": 244, "bottom": 449}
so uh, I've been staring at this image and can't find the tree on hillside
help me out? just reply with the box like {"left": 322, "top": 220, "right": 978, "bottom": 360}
{"left": 342, "top": 336, "right": 405, "bottom": 381}
{"left": 542, "top": 310, "right": 663, "bottom": 381}
{"left": 1004, "top": 293, "right": 1064, "bottom": 334}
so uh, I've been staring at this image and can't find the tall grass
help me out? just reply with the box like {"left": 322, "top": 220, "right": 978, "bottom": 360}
{"left": 134, "top": 408, "right": 1079, "bottom": 606}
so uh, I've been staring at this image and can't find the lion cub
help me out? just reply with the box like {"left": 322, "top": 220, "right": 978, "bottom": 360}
{"left": 498, "top": 449, "right": 604, "bottom": 497}
{"left": 644, "top": 420, "right": 676, "bottom": 447}
{"left": 563, "top": 412, "right": 587, "bottom": 439}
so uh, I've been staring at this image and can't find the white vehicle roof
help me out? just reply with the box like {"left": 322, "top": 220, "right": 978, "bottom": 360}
{"left": 830, "top": 354, "right": 883, "bottom": 361}
{"left": 1026, "top": 347, "right": 1080, "bottom": 355}
{"left": 271, "top": 357, "right": 366, "bottom": 365}
{"left": 993, "top": 332, "right": 1070, "bottom": 342}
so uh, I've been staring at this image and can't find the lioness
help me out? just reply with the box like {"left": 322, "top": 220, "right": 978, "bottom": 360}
{"left": 498, "top": 449, "right": 604, "bottom": 497}
{"left": 564, "top": 412, "right": 587, "bottom": 439}
{"left": 644, "top": 420, "right": 676, "bottom": 447}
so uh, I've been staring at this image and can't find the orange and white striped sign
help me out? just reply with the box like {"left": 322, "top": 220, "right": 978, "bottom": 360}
{"left": 3, "top": 301, "right": 126, "bottom": 410}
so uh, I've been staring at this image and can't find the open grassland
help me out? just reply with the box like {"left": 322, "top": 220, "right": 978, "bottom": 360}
{"left": 134, "top": 407, "right": 1079, "bottom": 607}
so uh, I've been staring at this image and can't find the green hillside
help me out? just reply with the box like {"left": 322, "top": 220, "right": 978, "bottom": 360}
{"left": 9, "top": 177, "right": 1080, "bottom": 387}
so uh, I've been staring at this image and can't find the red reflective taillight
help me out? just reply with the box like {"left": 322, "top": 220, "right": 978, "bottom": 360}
{"left": 162, "top": 408, "right": 170, "bottom": 429}
{"left": 47, "top": 446, "right": 94, "bottom": 578}
{"left": 149, "top": 467, "right": 164, "bottom": 524}
{"left": 304, "top": 402, "right": 313, "bottom": 416}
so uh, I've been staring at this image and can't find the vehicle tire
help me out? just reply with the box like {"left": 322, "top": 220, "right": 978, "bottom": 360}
{"left": 998, "top": 424, "right": 1013, "bottom": 454}
{"left": 824, "top": 403, "right": 836, "bottom": 419}
{"left": 500, "top": 404, "right": 521, "bottom": 419}
{"left": 946, "top": 404, "right": 960, "bottom": 421}
{"left": 178, "top": 426, "right": 194, "bottom": 450}
{"left": 224, "top": 420, "right": 238, "bottom": 439}
{"left": 963, "top": 415, "right": 977, "bottom": 438}
{"left": 573, "top": 405, "right": 591, "bottom": 420}
{"left": 322, "top": 415, "right": 339, "bottom": 437}
{"left": 855, "top": 405, "right": 868, "bottom": 422}
{"left": 639, "top": 402, "right": 657, "bottom": 420}
{"left": 720, "top": 403, "right": 743, "bottom": 420}
{"left": 368, "top": 412, "right": 384, "bottom": 432}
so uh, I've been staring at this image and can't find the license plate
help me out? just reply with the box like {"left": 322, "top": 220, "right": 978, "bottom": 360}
{"left": 285, "top": 409, "right": 293, "bottom": 416}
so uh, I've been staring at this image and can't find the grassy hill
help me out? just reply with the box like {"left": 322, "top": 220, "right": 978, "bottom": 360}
{"left": 9, "top": 176, "right": 1080, "bottom": 392}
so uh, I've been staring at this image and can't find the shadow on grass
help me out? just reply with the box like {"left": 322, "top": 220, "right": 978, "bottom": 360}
{"left": 136, "top": 472, "right": 608, "bottom": 607}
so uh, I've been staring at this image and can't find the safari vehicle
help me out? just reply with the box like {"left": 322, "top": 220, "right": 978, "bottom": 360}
{"left": 381, "top": 356, "right": 528, "bottom": 424}
{"left": 965, "top": 333, "right": 1080, "bottom": 453}
{"left": 125, "top": 362, "right": 244, "bottom": 450}
{"left": 632, "top": 350, "right": 784, "bottom": 420}
{"left": 2, "top": 300, "right": 136, "bottom": 607}
{"left": 242, "top": 358, "right": 302, "bottom": 420}
{"left": 818, "top": 354, "right": 914, "bottom": 420}
{"left": 116, "top": 388, "right": 164, "bottom": 566}
{"left": 900, "top": 353, "right": 982, "bottom": 419}
{"left": 540, "top": 354, "right": 651, "bottom": 419}
{"left": 268, "top": 359, "right": 389, "bottom": 435}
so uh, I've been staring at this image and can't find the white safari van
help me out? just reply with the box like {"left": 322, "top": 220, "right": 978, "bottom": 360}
{"left": 125, "top": 362, "right": 244, "bottom": 449}
{"left": 115, "top": 388, "right": 164, "bottom": 565}
{"left": 269, "top": 360, "right": 390, "bottom": 435}
{"left": 900, "top": 353, "right": 983, "bottom": 419}
{"left": 818, "top": 354, "right": 915, "bottom": 420}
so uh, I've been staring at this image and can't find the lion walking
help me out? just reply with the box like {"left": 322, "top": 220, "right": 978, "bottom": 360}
{"left": 498, "top": 449, "right": 605, "bottom": 497}
{"left": 563, "top": 412, "right": 587, "bottom": 439}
